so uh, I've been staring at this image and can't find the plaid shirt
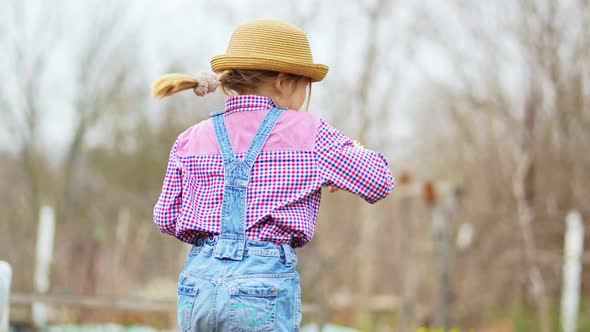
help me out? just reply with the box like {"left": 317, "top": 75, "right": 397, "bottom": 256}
{"left": 154, "top": 95, "right": 394, "bottom": 247}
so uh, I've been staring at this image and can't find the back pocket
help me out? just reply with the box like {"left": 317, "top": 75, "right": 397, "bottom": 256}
{"left": 178, "top": 283, "right": 198, "bottom": 332}
{"left": 229, "top": 286, "right": 278, "bottom": 332}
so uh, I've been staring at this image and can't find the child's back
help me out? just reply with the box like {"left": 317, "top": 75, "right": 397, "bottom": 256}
{"left": 155, "top": 95, "right": 393, "bottom": 248}
{"left": 152, "top": 19, "right": 394, "bottom": 332}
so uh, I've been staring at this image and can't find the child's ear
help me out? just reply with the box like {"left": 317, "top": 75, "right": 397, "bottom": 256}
{"left": 273, "top": 73, "right": 287, "bottom": 94}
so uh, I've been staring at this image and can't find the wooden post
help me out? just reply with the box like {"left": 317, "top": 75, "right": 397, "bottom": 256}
{"left": 431, "top": 204, "right": 451, "bottom": 330}
{"left": 357, "top": 204, "right": 378, "bottom": 329}
{"left": 398, "top": 172, "right": 416, "bottom": 332}
{"left": 560, "top": 210, "right": 584, "bottom": 332}
{"left": 425, "top": 182, "right": 451, "bottom": 330}
{"left": 33, "top": 206, "right": 55, "bottom": 328}
{"left": 0, "top": 261, "right": 12, "bottom": 332}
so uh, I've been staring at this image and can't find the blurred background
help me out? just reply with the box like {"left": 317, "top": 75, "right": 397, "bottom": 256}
{"left": 1, "top": 0, "right": 589, "bottom": 331}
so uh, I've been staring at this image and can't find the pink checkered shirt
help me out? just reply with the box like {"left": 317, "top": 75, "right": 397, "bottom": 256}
{"left": 153, "top": 95, "right": 394, "bottom": 247}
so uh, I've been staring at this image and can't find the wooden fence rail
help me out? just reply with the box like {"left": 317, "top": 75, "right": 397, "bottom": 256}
{"left": 10, "top": 293, "right": 321, "bottom": 314}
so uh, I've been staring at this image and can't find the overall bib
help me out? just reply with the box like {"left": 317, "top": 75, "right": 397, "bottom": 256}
{"left": 177, "top": 107, "right": 302, "bottom": 332}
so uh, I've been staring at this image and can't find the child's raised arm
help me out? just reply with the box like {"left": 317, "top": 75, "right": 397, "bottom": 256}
{"left": 315, "top": 119, "right": 394, "bottom": 203}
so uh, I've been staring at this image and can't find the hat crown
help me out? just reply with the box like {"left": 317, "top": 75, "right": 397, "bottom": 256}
{"left": 226, "top": 19, "right": 314, "bottom": 64}
{"left": 211, "top": 19, "right": 328, "bottom": 82}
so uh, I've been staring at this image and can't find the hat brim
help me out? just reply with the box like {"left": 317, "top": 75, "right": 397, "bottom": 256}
{"left": 211, "top": 54, "right": 329, "bottom": 82}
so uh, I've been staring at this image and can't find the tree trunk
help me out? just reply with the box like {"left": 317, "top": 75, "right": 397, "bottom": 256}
{"left": 512, "top": 95, "right": 551, "bottom": 332}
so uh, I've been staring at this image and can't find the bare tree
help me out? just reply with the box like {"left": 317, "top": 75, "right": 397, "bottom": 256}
{"left": 0, "top": 0, "right": 61, "bottom": 219}
{"left": 0, "top": 0, "right": 139, "bottom": 214}
{"left": 0, "top": 0, "right": 142, "bottom": 299}
{"left": 57, "top": 0, "right": 140, "bottom": 221}
{"left": 351, "top": 0, "right": 399, "bottom": 328}
{"left": 412, "top": 0, "right": 590, "bottom": 330}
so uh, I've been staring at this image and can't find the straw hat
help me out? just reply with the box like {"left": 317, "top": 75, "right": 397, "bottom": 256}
{"left": 211, "top": 19, "right": 329, "bottom": 82}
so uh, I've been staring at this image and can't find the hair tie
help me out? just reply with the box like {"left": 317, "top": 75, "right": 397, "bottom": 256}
{"left": 193, "top": 71, "right": 221, "bottom": 96}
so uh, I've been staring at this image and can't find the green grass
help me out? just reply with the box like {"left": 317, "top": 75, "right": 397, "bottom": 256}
{"left": 496, "top": 299, "right": 590, "bottom": 332}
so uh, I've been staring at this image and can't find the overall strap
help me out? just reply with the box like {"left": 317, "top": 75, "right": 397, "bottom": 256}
{"left": 243, "top": 107, "right": 286, "bottom": 168}
{"left": 210, "top": 107, "right": 286, "bottom": 261}
{"left": 211, "top": 112, "right": 237, "bottom": 167}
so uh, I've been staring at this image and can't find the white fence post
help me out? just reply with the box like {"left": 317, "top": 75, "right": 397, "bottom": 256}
{"left": 0, "top": 261, "right": 12, "bottom": 332}
{"left": 561, "top": 210, "right": 584, "bottom": 332}
{"left": 33, "top": 206, "right": 56, "bottom": 329}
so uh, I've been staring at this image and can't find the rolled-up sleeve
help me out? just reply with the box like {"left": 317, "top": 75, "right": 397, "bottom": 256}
{"left": 153, "top": 139, "right": 183, "bottom": 236}
{"left": 314, "top": 119, "right": 394, "bottom": 203}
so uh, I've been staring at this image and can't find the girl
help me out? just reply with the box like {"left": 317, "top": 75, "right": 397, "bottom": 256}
{"left": 152, "top": 19, "right": 394, "bottom": 332}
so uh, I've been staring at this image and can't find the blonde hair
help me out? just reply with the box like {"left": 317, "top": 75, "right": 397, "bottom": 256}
{"left": 218, "top": 69, "right": 302, "bottom": 95}
{"left": 152, "top": 69, "right": 312, "bottom": 111}
{"left": 152, "top": 72, "right": 220, "bottom": 99}
{"left": 154, "top": 69, "right": 307, "bottom": 99}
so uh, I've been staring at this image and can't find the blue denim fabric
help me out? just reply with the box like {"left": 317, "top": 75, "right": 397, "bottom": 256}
{"left": 178, "top": 108, "right": 302, "bottom": 331}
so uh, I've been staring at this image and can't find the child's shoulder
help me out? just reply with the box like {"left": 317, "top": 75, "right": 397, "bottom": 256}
{"left": 178, "top": 118, "right": 212, "bottom": 138}
{"left": 282, "top": 109, "right": 323, "bottom": 131}
{"left": 171, "top": 110, "right": 326, "bottom": 155}
{"left": 273, "top": 110, "right": 323, "bottom": 144}
{"left": 174, "top": 118, "right": 217, "bottom": 156}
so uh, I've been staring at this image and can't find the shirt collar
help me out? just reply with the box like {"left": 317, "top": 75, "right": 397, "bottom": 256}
{"left": 224, "top": 95, "right": 277, "bottom": 115}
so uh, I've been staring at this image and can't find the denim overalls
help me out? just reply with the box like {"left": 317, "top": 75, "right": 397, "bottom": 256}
{"left": 177, "top": 107, "right": 302, "bottom": 332}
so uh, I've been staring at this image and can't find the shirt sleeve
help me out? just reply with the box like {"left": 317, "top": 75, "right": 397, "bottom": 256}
{"left": 314, "top": 119, "right": 395, "bottom": 203}
{"left": 153, "top": 139, "right": 183, "bottom": 236}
